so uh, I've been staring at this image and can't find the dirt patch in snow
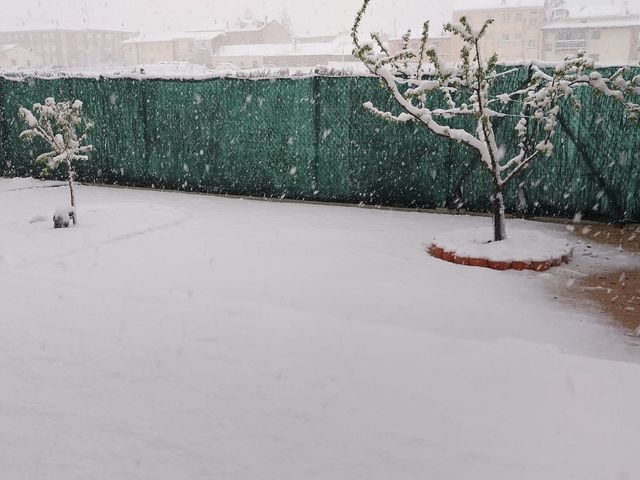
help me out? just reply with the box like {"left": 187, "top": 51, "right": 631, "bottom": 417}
{"left": 570, "top": 224, "right": 640, "bottom": 334}
{"left": 570, "top": 223, "right": 640, "bottom": 252}
{"left": 577, "top": 270, "right": 640, "bottom": 332}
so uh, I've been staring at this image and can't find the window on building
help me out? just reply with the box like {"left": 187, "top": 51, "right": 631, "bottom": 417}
{"left": 589, "top": 53, "right": 600, "bottom": 61}
{"left": 528, "top": 40, "right": 536, "bottom": 48}
{"left": 555, "top": 29, "right": 586, "bottom": 49}
{"left": 515, "top": 13, "right": 523, "bottom": 21}
{"left": 552, "top": 9, "right": 569, "bottom": 20}
{"left": 501, "top": 33, "right": 509, "bottom": 41}
{"left": 515, "top": 33, "right": 523, "bottom": 40}
{"left": 591, "top": 30, "right": 601, "bottom": 40}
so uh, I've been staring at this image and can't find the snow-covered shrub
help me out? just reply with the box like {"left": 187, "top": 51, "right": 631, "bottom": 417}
{"left": 53, "top": 206, "right": 75, "bottom": 229}
{"left": 352, "top": 0, "right": 639, "bottom": 241}
{"left": 19, "top": 97, "right": 93, "bottom": 226}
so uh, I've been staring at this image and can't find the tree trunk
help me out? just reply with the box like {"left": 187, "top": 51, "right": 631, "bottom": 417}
{"left": 66, "top": 159, "right": 77, "bottom": 225}
{"left": 492, "top": 190, "right": 506, "bottom": 242}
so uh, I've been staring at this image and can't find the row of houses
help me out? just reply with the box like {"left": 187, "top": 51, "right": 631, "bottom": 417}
{"left": 121, "top": 20, "right": 354, "bottom": 70}
{"left": 1, "top": 2, "right": 639, "bottom": 71}
{"left": 390, "top": 0, "right": 640, "bottom": 66}
{"left": 0, "top": 19, "right": 355, "bottom": 71}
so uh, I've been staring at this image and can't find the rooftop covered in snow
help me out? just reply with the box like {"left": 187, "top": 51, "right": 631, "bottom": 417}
{"left": 0, "top": 24, "right": 133, "bottom": 33}
{"left": 452, "top": 0, "right": 545, "bottom": 12}
{"left": 123, "top": 31, "right": 225, "bottom": 44}
{"left": 564, "top": 3, "right": 630, "bottom": 18}
{"left": 542, "top": 14, "right": 640, "bottom": 29}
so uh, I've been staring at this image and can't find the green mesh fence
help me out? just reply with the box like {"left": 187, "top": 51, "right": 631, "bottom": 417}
{"left": 1, "top": 69, "right": 639, "bottom": 222}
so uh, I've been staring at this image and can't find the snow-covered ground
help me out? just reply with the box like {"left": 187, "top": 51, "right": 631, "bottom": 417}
{"left": 1, "top": 177, "right": 640, "bottom": 480}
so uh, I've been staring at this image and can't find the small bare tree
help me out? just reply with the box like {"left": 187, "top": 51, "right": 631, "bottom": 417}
{"left": 352, "top": 0, "right": 639, "bottom": 241}
{"left": 19, "top": 97, "right": 93, "bottom": 225}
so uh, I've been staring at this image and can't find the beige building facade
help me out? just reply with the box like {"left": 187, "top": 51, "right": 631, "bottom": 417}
{"left": 0, "top": 28, "right": 132, "bottom": 68}
{"left": 450, "top": 2, "right": 545, "bottom": 62}
{"left": 387, "top": 35, "right": 455, "bottom": 65}
{"left": 0, "top": 44, "right": 42, "bottom": 68}
{"left": 388, "top": 1, "right": 546, "bottom": 65}
{"left": 210, "top": 21, "right": 291, "bottom": 49}
{"left": 542, "top": 16, "right": 640, "bottom": 64}
{"left": 123, "top": 35, "right": 201, "bottom": 66}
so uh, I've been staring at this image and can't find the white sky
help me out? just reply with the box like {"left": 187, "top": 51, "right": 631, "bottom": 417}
{"left": 0, "top": 0, "right": 637, "bottom": 37}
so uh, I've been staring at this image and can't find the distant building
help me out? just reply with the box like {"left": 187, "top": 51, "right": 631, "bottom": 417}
{"left": 123, "top": 32, "right": 224, "bottom": 65}
{"left": 387, "top": 0, "right": 639, "bottom": 66}
{"left": 0, "top": 44, "right": 42, "bottom": 68}
{"left": 387, "top": 34, "right": 455, "bottom": 65}
{"left": 387, "top": 1, "right": 544, "bottom": 65}
{"left": 451, "top": 0, "right": 546, "bottom": 62}
{"left": 541, "top": 2, "right": 640, "bottom": 63}
{"left": 122, "top": 20, "right": 357, "bottom": 70}
{"left": 210, "top": 20, "right": 291, "bottom": 48}
{"left": 122, "top": 20, "right": 291, "bottom": 66}
{"left": 0, "top": 27, "right": 132, "bottom": 68}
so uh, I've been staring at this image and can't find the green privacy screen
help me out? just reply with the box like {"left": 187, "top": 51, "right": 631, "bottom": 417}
{"left": 1, "top": 69, "right": 639, "bottom": 222}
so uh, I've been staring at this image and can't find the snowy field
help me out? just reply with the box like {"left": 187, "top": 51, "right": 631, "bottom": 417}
{"left": 2, "top": 177, "right": 640, "bottom": 480}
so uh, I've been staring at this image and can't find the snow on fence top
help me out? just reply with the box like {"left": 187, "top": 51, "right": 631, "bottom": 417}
{"left": 2, "top": 60, "right": 639, "bottom": 82}
{"left": 452, "top": 0, "right": 545, "bottom": 11}
{"left": 0, "top": 65, "right": 374, "bottom": 82}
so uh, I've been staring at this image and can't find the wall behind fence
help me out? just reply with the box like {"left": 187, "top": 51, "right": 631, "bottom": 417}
{"left": 1, "top": 70, "right": 639, "bottom": 222}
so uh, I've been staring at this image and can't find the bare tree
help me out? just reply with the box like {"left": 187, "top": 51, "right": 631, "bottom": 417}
{"left": 352, "top": 0, "right": 639, "bottom": 241}
{"left": 19, "top": 97, "right": 93, "bottom": 225}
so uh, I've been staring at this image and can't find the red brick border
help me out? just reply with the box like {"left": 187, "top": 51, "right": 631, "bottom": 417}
{"left": 429, "top": 243, "right": 570, "bottom": 272}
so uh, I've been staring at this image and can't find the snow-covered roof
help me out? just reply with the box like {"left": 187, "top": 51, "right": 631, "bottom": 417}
{"left": 224, "top": 20, "right": 274, "bottom": 34}
{"left": 224, "top": 26, "right": 264, "bottom": 34}
{"left": 190, "top": 31, "right": 225, "bottom": 41}
{"left": 453, "top": 1, "right": 636, "bottom": 16}
{"left": 123, "top": 31, "right": 224, "bottom": 44}
{"left": 566, "top": 4, "right": 628, "bottom": 18}
{"left": 0, "top": 24, "right": 132, "bottom": 33}
{"left": 542, "top": 15, "right": 640, "bottom": 30}
{"left": 388, "top": 34, "right": 451, "bottom": 42}
{"left": 215, "top": 39, "right": 352, "bottom": 58}
{"left": 452, "top": 0, "right": 545, "bottom": 12}
{"left": 122, "top": 22, "right": 281, "bottom": 45}
{"left": 122, "top": 33, "right": 180, "bottom": 44}
{"left": 188, "top": 28, "right": 226, "bottom": 35}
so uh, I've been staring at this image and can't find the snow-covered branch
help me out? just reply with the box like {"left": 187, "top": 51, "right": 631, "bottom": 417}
{"left": 19, "top": 97, "right": 94, "bottom": 170}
